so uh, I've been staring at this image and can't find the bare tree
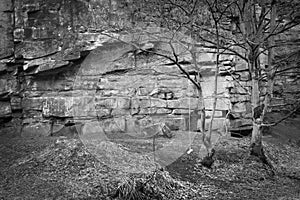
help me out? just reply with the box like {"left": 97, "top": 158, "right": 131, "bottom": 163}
{"left": 198, "top": 0, "right": 300, "bottom": 162}
{"left": 94, "top": 0, "right": 300, "bottom": 168}
{"left": 99, "top": 0, "right": 218, "bottom": 166}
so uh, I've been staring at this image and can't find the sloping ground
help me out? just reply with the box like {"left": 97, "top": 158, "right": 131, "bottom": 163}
{"left": 266, "top": 114, "right": 300, "bottom": 145}
{"left": 167, "top": 136, "right": 300, "bottom": 200}
{"left": 0, "top": 129, "right": 299, "bottom": 200}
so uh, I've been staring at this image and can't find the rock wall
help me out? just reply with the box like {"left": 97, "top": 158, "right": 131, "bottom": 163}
{"left": 0, "top": 0, "right": 15, "bottom": 126}
{"left": 0, "top": 0, "right": 232, "bottom": 136}
{"left": 0, "top": 0, "right": 298, "bottom": 136}
{"left": 20, "top": 37, "right": 232, "bottom": 135}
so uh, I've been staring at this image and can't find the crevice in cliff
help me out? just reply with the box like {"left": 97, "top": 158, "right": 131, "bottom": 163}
{"left": 101, "top": 68, "right": 133, "bottom": 76}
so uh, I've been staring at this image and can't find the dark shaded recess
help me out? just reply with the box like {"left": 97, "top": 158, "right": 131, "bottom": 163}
{"left": 231, "top": 128, "right": 252, "bottom": 138}
{"left": 253, "top": 104, "right": 265, "bottom": 119}
{"left": 24, "top": 65, "right": 39, "bottom": 74}
{"left": 0, "top": 117, "right": 13, "bottom": 127}
{"left": 102, "top": 68, "right": 132, "bottom": 76}
{"left": 219, "top": 71, "right": 231, "bottom": 76}
{"left": 136, "top": 48, "right": 157, "bottom": 57}
{"left": 49, "top": 117, "right": 80, "bottom": 138}
{"left": 200, "top": 149, "right": 216, "bottom": 168}
{"left": 163, "top": 60, "right": 191, "bottom": 66}
{"left": 0, "top": 68, "right": 7, "bottom": 75}
{"left": 51, "top": 124, "right": 81, "bottom": 138}
{"left": 27, "top": 10, "right": 41, "bottom": 18}
{"left": 0, "top": 92, "right": 11, "bottom": 101}
{"left": 227, "top": 112, "right": 236, "bottom": 120}
{"left": 23, "top": 28, "right": 33, "bottom": 39}
{"left": 3, "top": 10, "right": 13, "bottom": 13}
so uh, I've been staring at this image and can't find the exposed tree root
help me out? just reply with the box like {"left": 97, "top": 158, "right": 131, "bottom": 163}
{"left": 201, "top": 149, "right": 216, "bottom": 168}
{"left": 250, "top": 143, "right": 276, "bottom": 176}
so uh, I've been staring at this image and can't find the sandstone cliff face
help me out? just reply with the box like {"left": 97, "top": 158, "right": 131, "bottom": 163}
{"left": 0, "top": 0, "right": 298, "bottom": 136}
{"left": 0, "top": 0, "right": 231, "bottom": 136}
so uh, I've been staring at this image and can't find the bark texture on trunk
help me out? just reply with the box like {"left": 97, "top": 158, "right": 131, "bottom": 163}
{"left": 250, "top": 69, "right": 264, "bottom": 157}
{"left": 250, "top": 121, "right": 263, "bottom": 156}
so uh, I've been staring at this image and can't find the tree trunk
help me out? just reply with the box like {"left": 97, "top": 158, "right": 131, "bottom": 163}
{"left": 250, "top": 71, "right": 264, "bottom": 156}
{"left": 250, "top": 120, "right": 263, "bottom": 156}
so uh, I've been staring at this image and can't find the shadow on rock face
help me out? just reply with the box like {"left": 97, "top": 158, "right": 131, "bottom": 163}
{"left": 51, "top": 124, "right": 83, "bottom": 138}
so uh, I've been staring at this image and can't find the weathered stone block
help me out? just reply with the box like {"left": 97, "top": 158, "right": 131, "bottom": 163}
{"left": 172, "top": 109, "right": 190, "bottom": 115}
{"left": 0, "top": 63, "right": 7, "bottom": 73}
{"left": 167, "top": 98, "right": 199, "bottom": 109}
{"left": 36, "top": 60, "right": 69, "bottom": 74}
{"left": 13, "top": 28, "right": 24, "bottom": 41}
{"left": 204, "top": 97, "right": 231, "bottom": 111}
{"left": 0, "top": 79, "right": 8, "bottom": 95}
{"left": 270, "top": 98, "right": 285, "bottom": 106}
{"left": 0, "top": 101, "right": 11, "bottom": 118}
{"left": 230, "top": 112, "right": 252, "bottom": 119}
{"left": 0, "top": 0, "right": 12, "bottom": 12}
{"left": 10, "top": 96, "right": 22, "bottom": 110}
{"left": 132, "top": 97, "right": 167, "bottom": 109}
{"left": 42, "top": 97, "right": 68, "bottom": 117}
{"left": 238, "top": 71, "right": 251, "bottom": 81}
{"left": 219, "top": 65, "right": 234, "bottom": 75}
{"left": 230, "top": 94, "right": 251, "bottom": 103}
{"left": 95, "top": 108, "right": 111, "bottom": 118}
{"left": 0, "top": 8, "right": 14, "bottom": 59}
{"left": 205, "top": 118, "right": 227, "bottom": 131}
{"left": 232, "top": 102, "right": 251, "bottom": 113}
{"left": 111, "top": 108, "right": 131, "bottom": 116}
{"left": 234, "top": 62, "right": 248, "bottom": 72}
{"left": 71, "top": 96, "right": 97, "bottom": 118}
{"left": 15, "top": 40, "right": 59, "bottom": 59}
{"left": 94, "top": 97, "right": 116, "bottom": 108}
{"left": 22, "top": 97, "right": 44, "bottom": 111}
{"left": 229, "top": 86, "right": 250, "bottom": 95}
{"left": 80, "top": 42, "right": 134, "bottom": 76}
{"left": 158, "top": 78, "right": 187, "bottom": 89}
{"left": 62, "top": 48, "right": 81, "bottom": 61}
{"left": 201, "top": 76, "right": 227, "bottom": 97}
{"left": 161, "top": 117, "right": 186, "bottom": 131}
{"left": 237, "top": 81, "right": 252, "bottom": 87}
{"left": 185, "top": 110, "right": 200, "bottom": 131}
{"left": 205, "top": 110, "right": 224, "bottom": 118}
{"left": 139, "top": 107, "right": 172, "bottom": 115}
{"left": 95, "top": 97, "right": 131, "bottom": 109}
